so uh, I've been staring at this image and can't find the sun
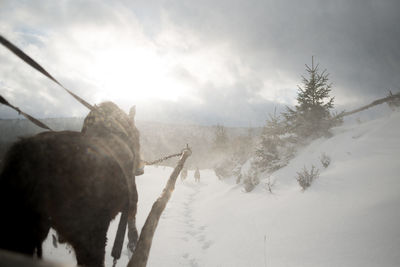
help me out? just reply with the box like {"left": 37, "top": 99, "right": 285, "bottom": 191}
{"left": 88, "top": 45, "right": 186, "bottom": 104}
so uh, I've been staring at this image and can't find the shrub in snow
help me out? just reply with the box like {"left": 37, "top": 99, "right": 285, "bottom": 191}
{"left": 213, "top": 159, "right": 235, "bottom": 180}
{"left": 296, "top": 165, "right": 320, "bottom": 190}
{"left": 320, "top": 153, "right": 331, "bottom": 168}
{"left": 236, "top": 173, "right": 243, "bottom": 184}
{"left": 264, "top": 176, "right": 275, "bottom": 193}
{"left": 243, "top": 169, "right": 259, "bottom": 192}
{"left": 242, "top": 161, "right": 260, "bottom": 192}
{"left": 232, "top": 164, "right": 243, "bottom": 184}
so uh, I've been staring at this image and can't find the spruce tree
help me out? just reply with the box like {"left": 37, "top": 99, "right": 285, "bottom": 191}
{"left": 213, "top": 124, "right": 229, "bottom": 153}
{"left": 212, "top": 124, "right": 233, "bottom": 179}
{"left": 255, "top": 110, "right": 286, "bottom": 172}
{"left": 284, "top": 57, "right": 340, "bottom": 139}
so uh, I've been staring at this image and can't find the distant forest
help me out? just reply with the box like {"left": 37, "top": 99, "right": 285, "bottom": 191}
{"left": 0, "top": 118, "right": 260, "bottom": 170}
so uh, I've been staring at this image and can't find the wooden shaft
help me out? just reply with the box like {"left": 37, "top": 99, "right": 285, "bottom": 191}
{"left": 340, "top": 92, "right": 400, "bottom": 117}
{"left": 127, "top": 147, "right": 191, "bottom": 267}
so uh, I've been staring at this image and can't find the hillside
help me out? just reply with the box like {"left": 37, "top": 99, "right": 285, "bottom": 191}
{"left": 40, "top": 110, "right": 400, "bottom": 266}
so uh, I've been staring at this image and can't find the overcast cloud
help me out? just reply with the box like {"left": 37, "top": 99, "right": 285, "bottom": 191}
{"left": 0, "top": 0, "right": 399, "bottom": 126}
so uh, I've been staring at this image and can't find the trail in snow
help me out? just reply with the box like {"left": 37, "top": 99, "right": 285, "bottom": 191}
{"left": 146, "top": 176, "right": 214, "bottom": 267}
{"left": 181, "top": 183, "right": 202, "bottom": 267}
{"left": 179, "top": 181, "right": 213, "bottom": 266}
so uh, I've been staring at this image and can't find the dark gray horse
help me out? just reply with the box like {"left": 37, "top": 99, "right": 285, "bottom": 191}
{"left": 0, "top": 102, "right": 143, "bottom": 267}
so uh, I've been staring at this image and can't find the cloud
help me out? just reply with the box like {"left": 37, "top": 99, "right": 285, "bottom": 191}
{"left": 162, "top": 0, "right": 400, "bottom": 101}
{"left": 1, "top": 0, "right": 399, "bottom": 125}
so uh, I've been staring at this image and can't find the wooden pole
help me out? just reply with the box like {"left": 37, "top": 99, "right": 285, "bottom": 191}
{"left": 127, "top": 146, "right": 192, "bottom": 267}
{"left": 339, "top": 91, "right": 400, "bottom": 118}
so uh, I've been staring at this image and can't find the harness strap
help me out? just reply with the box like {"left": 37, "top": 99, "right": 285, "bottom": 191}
{"left": 0, "top": 94, "right": 53, "bottom": 131}
{"left": 0, "top": 35, "right": 94, "bottom": 111}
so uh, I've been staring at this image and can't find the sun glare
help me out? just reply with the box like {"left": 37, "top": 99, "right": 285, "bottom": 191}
{"left": 89, "top": 45, "right": 186, "bottom": 103}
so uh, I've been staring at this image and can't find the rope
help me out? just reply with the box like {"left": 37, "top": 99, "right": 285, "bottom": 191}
{"left": 0, "top": 34, "right": 94, "bottom": 111}
{"left": 0, "top": 94, "right": 53, "bottom": 131}
{"left": 144, "top": 152, "right": 183, "bottom": 166}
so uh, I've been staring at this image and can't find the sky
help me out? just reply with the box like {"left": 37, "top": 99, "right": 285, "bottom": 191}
{"left": 0, "top": 0, "right": 399, "bottom": 126}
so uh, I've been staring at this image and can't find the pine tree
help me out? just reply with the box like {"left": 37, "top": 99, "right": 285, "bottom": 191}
{"left": 284, "top": 57, "right": 341, "bottom": 139}
{"left": 254, "top": 109, "right": 286, "bottom": 172}
{"left": 213, "top": 124, "right": 229, "bottom": 153}
{"left": 212, "top": 124, "right": 233, "bottom": 179}
{"left": 231, "top": 127, "right": 254, "bottom": 165}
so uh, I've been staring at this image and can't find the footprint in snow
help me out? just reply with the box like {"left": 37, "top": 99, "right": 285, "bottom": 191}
{"left": 186, "top": 230, "right": 198, "bottom": 236}
{"left": 189, "top": 258, "right": 199, "bottom": 267}
{"left": 202, "top": 240, "right": 213, "bottom": 250}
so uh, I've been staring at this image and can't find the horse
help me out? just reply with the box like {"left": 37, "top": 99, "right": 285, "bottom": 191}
{"left": 0, "top": 101, "right": 144, "bottom": 267}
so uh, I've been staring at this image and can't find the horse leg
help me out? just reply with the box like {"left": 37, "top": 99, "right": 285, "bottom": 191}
{"left": 0, "top": 208, "right": 48, "bottom": 257}
{"left": 127, "top": 177, "right": 139, "bottom": 252}
{"left": 34, "top": 220, "right": 50, "bottom": 258}
{"left": 70, "top": 221, "right": 109, "bottom": 267}
{"left": 0, "top": 171, "right": 49, "bottom": 257}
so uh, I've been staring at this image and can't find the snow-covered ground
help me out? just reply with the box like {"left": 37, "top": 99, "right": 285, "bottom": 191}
{"left": 43, "top": 111, "right": 400, "bottom": 267}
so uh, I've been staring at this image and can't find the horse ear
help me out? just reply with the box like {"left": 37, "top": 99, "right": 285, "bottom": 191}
{"left": 129, "top": 105, "right": 136, "bottom": 123}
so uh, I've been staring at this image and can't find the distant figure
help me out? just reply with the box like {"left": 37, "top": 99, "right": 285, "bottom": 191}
{"left": 181, "top": 167, "right": 188, "bottom": 182}
{"left": 194, "top": 167, "right": 200, "bottom": 182}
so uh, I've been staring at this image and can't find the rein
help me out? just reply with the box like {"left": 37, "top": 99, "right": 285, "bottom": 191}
{"left": 0, "top": 34, "right": 94, "bottom": 130}
{"left": 0, "top": 94, "right": 53, "bottom": 131}
{"left": 0, "top": 35, "right": 94, "bottom": 111}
